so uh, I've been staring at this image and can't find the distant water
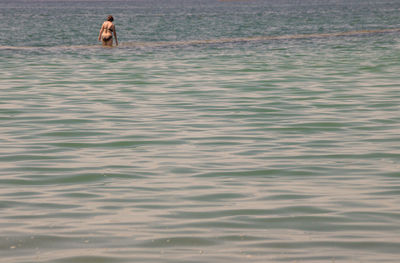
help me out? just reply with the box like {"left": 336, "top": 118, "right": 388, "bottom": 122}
{"left": 1, "top": 0, "right": 400, "bottom": 262}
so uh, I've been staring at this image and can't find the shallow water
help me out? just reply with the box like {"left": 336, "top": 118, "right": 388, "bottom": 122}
{"left": 1, "top": 0, "right": 400, "bottom": 262}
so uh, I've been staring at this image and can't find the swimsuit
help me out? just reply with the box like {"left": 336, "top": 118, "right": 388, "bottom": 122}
{"left": 102, "top": 26, "right": 113, "bottom": 41}
{"left": 103, "top": 34, "right": 113, "bottom": 41}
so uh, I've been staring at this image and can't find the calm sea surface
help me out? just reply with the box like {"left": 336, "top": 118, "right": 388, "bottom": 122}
{"left": 1, "top": 0, "right": 400, "bottom": 262}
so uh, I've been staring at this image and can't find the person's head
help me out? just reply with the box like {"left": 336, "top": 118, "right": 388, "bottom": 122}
{"left": 107, "top": 15, "right": 114, "bottom": 22}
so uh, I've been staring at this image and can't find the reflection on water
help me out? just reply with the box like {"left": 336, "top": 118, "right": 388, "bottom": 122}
{"left": 1, "top": 0, "right": 400, "bottom": 262}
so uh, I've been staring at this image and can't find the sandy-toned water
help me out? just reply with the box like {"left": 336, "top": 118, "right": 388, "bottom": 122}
{"left": 1, "top": 0, "right": 400, "bottom": 262}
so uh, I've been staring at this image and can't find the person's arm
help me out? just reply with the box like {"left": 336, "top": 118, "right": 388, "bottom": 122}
{"left": 98, "top": 24, "right": 104, "bottom": 41}
{"left": 113, "top": 25, "right": 118, "bottom": 45}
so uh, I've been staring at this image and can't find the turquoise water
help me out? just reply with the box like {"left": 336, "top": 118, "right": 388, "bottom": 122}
{"left": 1, "top": 0, "right": 400, "bottom": 262}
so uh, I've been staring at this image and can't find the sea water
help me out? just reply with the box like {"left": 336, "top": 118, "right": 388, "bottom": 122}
{"left": 1, "top": 0, "right": 400, "bottom": 262}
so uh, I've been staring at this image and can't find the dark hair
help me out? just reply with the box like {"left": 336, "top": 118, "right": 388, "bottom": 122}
{"left": 107, "top": 15, "right": 114, "bottom": 22}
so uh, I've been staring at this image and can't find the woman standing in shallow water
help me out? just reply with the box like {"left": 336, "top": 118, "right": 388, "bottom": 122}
{"left": 98, "top": 15, "right": 118, "bottom": 46}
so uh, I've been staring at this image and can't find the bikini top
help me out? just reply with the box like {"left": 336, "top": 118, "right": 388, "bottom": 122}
{"left": 103, "top": 22, "right": 113, "bottom": 32}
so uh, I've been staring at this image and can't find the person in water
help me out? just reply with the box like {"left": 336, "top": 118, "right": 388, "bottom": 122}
{"left": 98, "top": 15, "right": 118, "bottom": 46}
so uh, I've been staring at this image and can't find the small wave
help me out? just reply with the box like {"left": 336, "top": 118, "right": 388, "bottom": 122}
{"left": 0, "top": 44, "right": 102, "bottom": 51}
{"left": 122, "top": 28, "right": 400, "bottom": 48}
{"left": 139, "top": 236, "right": 218, "bottom": 248}
{"left": 1, "top": 28, "right": 399, "bottom": 50}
